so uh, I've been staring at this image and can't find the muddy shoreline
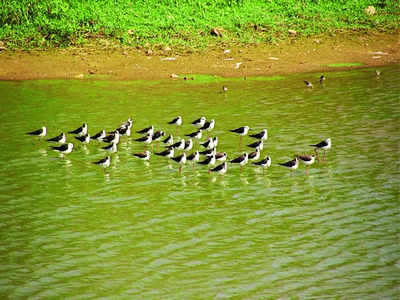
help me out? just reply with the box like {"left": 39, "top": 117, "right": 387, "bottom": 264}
{"left": 0, "top": 33, "right": 399, "bottom": 81}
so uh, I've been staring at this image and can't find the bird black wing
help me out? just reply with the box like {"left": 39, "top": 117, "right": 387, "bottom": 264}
{"left": 27, "top": 128, "right": 43, "bottom": 135}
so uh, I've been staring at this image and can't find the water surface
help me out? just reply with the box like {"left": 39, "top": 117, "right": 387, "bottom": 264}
{"left": 0, "top": 66, "right": 399, "bottom": 299}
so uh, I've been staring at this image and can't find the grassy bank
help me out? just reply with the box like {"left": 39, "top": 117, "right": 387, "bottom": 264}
{"left": 0, "top": 0, "right": 399, "bottom": 50}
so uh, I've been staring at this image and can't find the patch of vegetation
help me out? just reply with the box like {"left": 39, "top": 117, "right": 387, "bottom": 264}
{"left": 0, "top": 0, "right": 399, "bottom": 49}
{"left": 327, "top": 62, "right": 364, "bottom": 67}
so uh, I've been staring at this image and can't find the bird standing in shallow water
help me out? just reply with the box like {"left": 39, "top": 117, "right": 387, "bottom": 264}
{"left": 252, "top": 156, "right": 271, "bottom": 175}
{"left": 93, "top": 156, "right": 110, "bottom": 173}
{"left": 210, "top": 161, "right": 227, "bottom": 175}
{"left": 230, "top": 126, "right": 250, "bottom": 150}
{"left": 51, "top": 142, "right": 74, "bottom": 159}
{"left": 168, "top": 116, "right": 182, "bottom": 136}
{"left": 133, "top": 150, "right": 151, "bottom": 161}
{"left": 171, "top": 152, "right": 186, "bottom": 173}
{"left": 278, "top": 157, "right": 299, "bottom": 175}
{"left": 46, "top": 132, "right": 65, "bottom": 144}
{"left": 249, "top": 129, "right": 267, "bottom": 141}
{"left": 297, "top": 154, "right": 315, "bottom": 175}
{"left": 69, "top": 123, "right": 88, "bottom": 136}
{"left": 27, "top": 126, "right": 47, "bottom": 145}
{"left": 309, "top": 138, "right": 331, "bottom": 163}
{"left": 230, "top": 153, "right": 248, "bottom": 173}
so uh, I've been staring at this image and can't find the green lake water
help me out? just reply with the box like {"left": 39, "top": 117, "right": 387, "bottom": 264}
{"left": 0, "top": 66, "right": 399, "bottom": 299}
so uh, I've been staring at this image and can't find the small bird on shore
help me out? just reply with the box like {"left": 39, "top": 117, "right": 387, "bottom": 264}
{"left": 278, "top": 157, "right": 299, "bottom": 174}
{"left": 69, "top": 123, "right": 88, "bottom": 136}
{"left": 297, "top": 154, "right": 315, "bottom": 175}
{"left": 249, "top": 129, "right": 268, "bottom": 141}
{"left": 27, "top": 126, "right": 47, "bottom": 145}
{"left": 309, "top": 138, "right": 331, "bottom": 162}
{"left": 375, "top": 70, "right": 381, "bottom": 77}
{"left": 93, "top": 156, "right": 110, "bottom": 172}
{"left": 133, "top": 150, "right": 151, "bottom": 161}
{"left": 192, "top": 117, "right": 206, "bottom": 128}
{"left": 222, "top": 86, "right": 228, "bottom": 92}
{"left": 304, "top": 81, "right": 313, "bottom": 88}
{"left": 51, "top": 142, "right": 74, "bottom": 158}
{"left": 210, "top": 161, "right": 227, "bottom": 175}
{"left": 320, "top": 75, "right": 326, "bottom": 84}
{"left": 230, "top": 153, "right": 248, "bottom": 172}
{"left": 252, "top": 156, "right": 271, "bottom": 175}
{"left": 46, "top": 132, "right": 66, "bottom": 144}
{"left": 91, "top": 130, "right": 106, "bottom": 141}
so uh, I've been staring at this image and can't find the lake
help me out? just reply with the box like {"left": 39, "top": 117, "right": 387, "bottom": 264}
{"left": 0, "top": 66, "right": 399, "bottom": 298}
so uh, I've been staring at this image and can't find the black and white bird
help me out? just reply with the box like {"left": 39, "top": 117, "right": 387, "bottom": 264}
{"left": 278, "top": 157, "right": 299, "bottom": 174}
{"left": 249, "top": 129, "right": 268, "bottom": 141}
{"left": 198, "top": 154, "right": 216, "bottom": 169}
{"left": 135, "top": 134, "right": 152, "bottom": 147}
{"left": 230, "top": 126, "right": 250, "bottom": 136}
{"left": 187, "top": 151, "right": 200, "bottom": 164}
{"left": 152, "top": 130, "right": 165, "bottom": 142}
{"left": 167, "top": 139, "right": 185, "bottom": 150}
{"left": 199, "top": 147, "right": 216, "bottom": 157}
{"left": 102, "top": 142, "right": 117, "bottom": 153}
{"left": 117, "top": 125, "right": 131, "bottom": 136}
{"left": 185, "top": 130, "right": 202, "bottom": 140}
{"left": 192, "top": 117, "right": 206, "bottom": 128}
{"left": 102, "top": 131, "right": 120, "bottom": 144}
{"left": 304, "top": 80, "right": 313, "bottom": 88}
{"left": 133, "top": 150, "right": 151, "bottom": 161}
{"left": 155, "top": 148, "right": 175, "bottom": 163}
{"left": 137, "top": 125, "right": 154, "bottom": 136}
{"left": 320, "top": 75, "right": 326, "bottom": 84}
{"left": 27, "top": 126, "right": 47, "bottom": 144}
{"left": 162, "top": 134, "right": 173, "bottom": 146}
{"left": 252, "top": 156, "right": 271, "bottom": 175}
{"left": 184, "top": 139, "right": 193, "bottom": 152}
{"left": 210, "top": 161, "right": 227, "bottom": 175}
{"left": 168, "top": 116, "right": 182, "bottom": 126}
{"left": 46, "top": 132, "right": 66, "bottom": 144}
{"left": 75, "top": 134, "right": 90, "bottom": 144}
{"left": 93, "top": 156, "right": 111, "bottom": 172}
{"left": 215, "top": 152, "right": 227, "bottom": 162}
{"left": 247, "top": 140, "right": 263, "bottom": 151}
{"left": 69, "top": 123, "right": 88, "bottom": 136}
{"left": 230, "top": 153, "right": 248, "bottom": 172}
{"left": 297, "top": 154, "right": 316, "bottom": 175}
{"left": 168, "top": 116, "right": 182, "bottom": 135}
{"left": 121, "top": 117, "right": 133, "bottom": 129}
{"left": 91, "top": 130, "right": 106, "bottom": 141}
{"left": 199, "top": 119, "right": 215, "bottom": 135}
{"left": 309, "top": 138, "right": 331, "bottom": 162}
{"left": 171, "top": 152, "right": 187, "bottom": 173}
{"left": 248, "top": 148, "right": 260, "bottom": 161}
{"left": 51, "top": 142, "right": 74, "bottom": 158}
{"left": 200, "top": 137, "right": 215, "bottom": 149}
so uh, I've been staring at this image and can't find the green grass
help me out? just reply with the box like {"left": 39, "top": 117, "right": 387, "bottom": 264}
{"left": 327, "top": 62, "right": 364, "bottom": 67}
{"left": 0, "top": 0, "right": 399, "bottom": 49}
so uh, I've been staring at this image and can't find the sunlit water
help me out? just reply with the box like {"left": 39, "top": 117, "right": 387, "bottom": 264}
{"left": 0, "top": 66, "right": 399, "bottom": 298}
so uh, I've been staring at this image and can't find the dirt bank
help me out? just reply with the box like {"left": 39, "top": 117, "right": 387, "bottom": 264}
{"left": 0, "top": 33, "right": 399, "bottom": 81}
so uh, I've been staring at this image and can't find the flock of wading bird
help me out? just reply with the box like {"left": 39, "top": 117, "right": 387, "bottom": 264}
{"left": 26, "top": 115, "right": 331, "bottom": 176}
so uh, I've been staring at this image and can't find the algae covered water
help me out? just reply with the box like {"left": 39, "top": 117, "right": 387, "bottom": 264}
{"left": 0, "top": 66, "right": 399, "bottom": 298}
